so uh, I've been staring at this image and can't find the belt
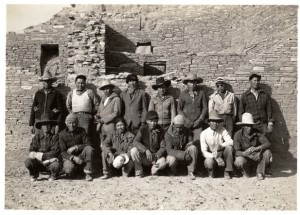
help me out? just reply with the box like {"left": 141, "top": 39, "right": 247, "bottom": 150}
{"left": 74, "top": 112, "right": 92, "bottom": 115}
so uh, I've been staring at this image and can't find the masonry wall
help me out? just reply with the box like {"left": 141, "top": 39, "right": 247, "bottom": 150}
{"left": 6, "top": 5, "right": 297, "bottom": 157}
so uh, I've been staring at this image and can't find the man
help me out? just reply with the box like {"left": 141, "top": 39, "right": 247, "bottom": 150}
{"left": 29, "top": 70, "right": 64, "bottom": 134}
{"left": 120, "top": 74, "right": 148, "bottom": 135}
{"left": 25, "top": 114, "right": 60, "bottom": 182}
{"left": 66, "top": 74, "right": 99, "bottom": 135}
{"left": 200, "top": 110, "right": 234, "bottom": 179}
{"left": 239, "top": 74, "right": 274, "bottom": 138}
{"left": 234, "top": 113, "right": 272, "bottom": 181}
{"left": 148, "top": 77, "right": 176, "bottom": 130}
{"left": 101, "top": 117, "right": 135, "bottom": 179}
{"left": 165, "top": 115, "right": 198, "bottom": 180}
{"left": 209, "top": 77, "right": 237, "bottom": 137}
{"left": 59, "top": 113, "right": 95, "bottom": 181}
{"left": 96, "top": 80, "right": 121, "bottom": 143}
{"left": 131, "top": 111, "right": 167, "bottom": 177}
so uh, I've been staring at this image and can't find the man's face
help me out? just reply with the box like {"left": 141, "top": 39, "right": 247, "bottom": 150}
{"left": 173, "top": 124, "right": 184, "bottom": 134}
{"left": 187, "top": 81, "right": 197, "bottom": 91}
{"left": 216, "top": 83, "right": 226, "bottom": 94}
{"left": 128, "top": 80, "right": 137, "bottom": 89}
{"left": 75, "top": 78, "right": 86, "bottom": 91}
{"left": 146, "top": 119, "right": 158, "bottom": 130}
{"left": 209, "top": 121, "right": 219, "bottom": 131}
{"left": 157, "top": 86, "right": 166, "bottom": 95}
{"left": 42, "top": 80, "right": 53, "bottom": 89}
{"left": 66, "top": 121, "right": 78, "bottom": 132}
{"left": 243, "top": 125, "right": 253, "bottom": 135}
{"left": 103, "top": 86, "right": 113, "bottom": 97}
{"left": 250, "top": 77, "right": 259, "bottom": 90}
{"left": 116, "top": 121, "right": 126, "bottom": 134}
{"left": 41, "top": 124, "right": 52, "bottom": 133}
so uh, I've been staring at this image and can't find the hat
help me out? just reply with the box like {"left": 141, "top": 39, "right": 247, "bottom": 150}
{"left": 126, "top": 74, "right": 138, "bottom": 83}
{"left": 249, "top": 74, "right": 261, "bottom": 81}
{"left": 35, "top": 114, "right": 58, "bottom": 129}
{"left": 236, "top": 113, "right": 258, "bottom": 125}
{"left": 215, "top": 77, "right": 227, "bottom": 85}
{"left": 183, "top": 74, "right": 202, "bottom": 84}
{"left": 113, "top": 154, "right": 129, "bottom": 169}
{"left": 152, "top": 77, "right": 171, "bottom": 90}
{"left": 75, "top": 74, "right": 87, "bottom": 82}
{"left": 65, "top": 113, "right": 79, "bottom": 123}
{"left": 39, "top": 70, "right": 57, "bottom": 82}
{"left": 207, "top": 110, "right": 224, "bottom": 122}
{"left": 99, "top": 80, "right": 115, "bottom": 90}
{"left": 173, "top": 115, "right": 185, "bottom": 125}
{"left": 146, "top": 110, "right": 159, "bottom": 121}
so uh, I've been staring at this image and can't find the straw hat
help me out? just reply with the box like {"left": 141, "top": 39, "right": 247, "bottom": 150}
{"left": 183, "top": 74, "right": 202, "bottom": 84}
{"left": 99, "top": 80, "right": 115, "bottom": 90}
{"left": 215, "top": 77, "right": 227, "bottom": 85}
{"left": 207, "top": 110, "right": 224, "bottom": 122}
{"left": 113, "top": 154, "right": 129, "bottom": 169}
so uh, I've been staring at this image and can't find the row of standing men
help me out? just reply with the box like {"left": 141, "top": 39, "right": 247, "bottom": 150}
{"left": 26, "top": 71, "right": 273, "bottom": 181}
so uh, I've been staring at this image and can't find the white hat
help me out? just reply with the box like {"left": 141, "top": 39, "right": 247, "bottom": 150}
{"left": 173, "top": 115, "right": 185, "bottom": 125}
{"left": 236, "top": 113, "right": 258, "bottom": 125}
{"left": 99, "top": 80, "right": 115, "bottom": 90}
{"left": 112, "top": 154, "right": 129, "bottom": 169}
{"left": 215, "top": 77, "right": 227, "bottom": 84}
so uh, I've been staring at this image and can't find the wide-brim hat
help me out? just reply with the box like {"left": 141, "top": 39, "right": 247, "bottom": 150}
{"left": 35, "top": 114, "right": 58, "bottom": 129}
{"left": 173, "top": 115, "right": 185, "bottom": 126}
{"left": 236, "top": 113, "right": 258, "bottom": 125}
{"left": 183, "top": 74, "right": 202, "bottom": 84}
{"left": 38, "top": 70, "right": 57, "bottom": 82}
{"left": 146, "top": 110, "right": 159, "bottom": 121}
{"left": 215, "top": 77, "right": 227, "bottom": 85}
{"left": 113, "top": 154, "right": 130, "bottom": 169}
{"left": 126, "top": 74, "right": 138, "bottom": 83}
{"left": 152, "top": 77, "right": 171, "bottom": 90}
{"left": 99, "top": 80, "right": 115, "bottom": 90}
{"left": 207, "top": 110, "right": 224, "bottom": 122}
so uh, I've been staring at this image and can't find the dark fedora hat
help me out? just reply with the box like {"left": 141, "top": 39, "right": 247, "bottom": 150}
{"left": 35, "top": 114, "right": 58, "bottom": 129}
{"left": 38, "top": 70, "right": 57, "bottom": 82}
{"left": 152, "top": 77, "right": 171, "bottom": 90}
{"left": 146, "top": 110, "right": 159, "bottom": 121}
{"left": 126, "top": 74, "right": 138, "bottom": 83}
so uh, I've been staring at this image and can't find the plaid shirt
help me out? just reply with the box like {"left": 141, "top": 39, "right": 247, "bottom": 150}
{"left": 239, "top": 88, "right": 273, "bottom": 123}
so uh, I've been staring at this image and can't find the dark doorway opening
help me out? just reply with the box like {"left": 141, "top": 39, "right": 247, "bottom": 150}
{"left": 40, "top": 44, "right": 59, "bottom": 75}
{"left": 144, "top": 61, "right": 166, "bottom": 76}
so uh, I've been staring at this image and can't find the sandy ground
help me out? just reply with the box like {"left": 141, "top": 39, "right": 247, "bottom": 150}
{"left": 5, "top": 148, "right": 297, "bottom": 210}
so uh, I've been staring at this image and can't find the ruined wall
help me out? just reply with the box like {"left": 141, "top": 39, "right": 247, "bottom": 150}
{"left": 6, "top": 5, "right": 297, "bottom": 157}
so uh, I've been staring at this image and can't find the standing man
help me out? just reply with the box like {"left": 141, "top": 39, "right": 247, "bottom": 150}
{"left": 239, "top": 74, "right": 274, "bottom": 138}
{"left": 165, "top": 115, "right": 198, "bottom": 180}
{"left": 66, "top": 74, "right": 99, "bottom": 135}
{"left": 200, "top": 110, "right": 234, "bottom": 179}
{"left": 96, "top": 80, "right": 121, "bottom": 143}
{"left": 148, "top": 77, "right": 176, "bottom": 131}
{"left": 120, "top": 74, "right": 148, "bottom": 135}
{"left": 59, "top": 113, "right": 95, "bottom": 181}
{"left": 25, "top": 114, "right": 60, "bottom": 182}
{"left": 234, "top": 113, "right": 272, "bottom": 181}
{"left": 29, "top": 70, "right": 64, "bottom": 134}
{"left": 131, "top": 111, "right": 167, "bottom": 177}
{"left": 209, "top": 77, "right": 237, "bottom": 138}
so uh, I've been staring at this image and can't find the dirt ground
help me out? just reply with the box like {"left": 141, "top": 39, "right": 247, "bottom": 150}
{"left": 4, "top": 147, "right": 297, "bottom": 210}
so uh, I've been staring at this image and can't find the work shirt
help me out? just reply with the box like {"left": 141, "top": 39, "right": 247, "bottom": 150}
{"left": 209, "top": 90, "right": 237, "bottom": 117}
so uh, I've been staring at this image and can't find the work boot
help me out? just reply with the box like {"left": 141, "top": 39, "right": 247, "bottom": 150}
{"left": 188, "top": 172, "right": 196, "bottom": 180}
{"left": 100, "top": 174, "right": 110, "bottom": 180}
{"left": 30, "top": 175, "right": 38, "bottom": 182}
{"left": 85, "top": 173, "right": 93, "bottom": 181}
{"left": 257, "top": 173, "right": 264, "bottom": 181}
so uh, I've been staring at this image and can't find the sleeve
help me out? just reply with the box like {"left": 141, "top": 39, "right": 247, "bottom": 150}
{"left": 155, "top": 138, "right": 166, "bottom": 159}
{"left": 165, "top": 133, "right": 186, "bottom": 160}
{"left": 266, "top": 94, "right": 274, "bottom": 123}
{"left": 29, "top": 136, "right": 39, "bottom": 152}
{"left": 177, "top": 93, "right": 186, "bottom": 117}
{"left": 119, "top": 92, "right": 126, "bottom": 117}
{"left": 88, "top": 90, "right": 100, "bottom": 115}
{"left": 29, "top": 92, "right": 38, "bottom": 126}
{"left": 233, "top": 132, "right": 244, "bottom": 157}
{"left": 140, "top": 91, "right": 148, "bottom": 123}
{"left": 233, "top": 94, "right": 237, "bottom": 118}
{"left": 238, "top": 94, "right": 245, "bottom": 122}
{"left": 258, "top": 133, "right": 271, "bottom": 150}
{"left": 148, "top": 97, "right": 154, "bottom": 111}
{"left": 101, "top": 97, "right": 122, "bottom": 124}
{"left": 199, "top": 92, "right": 208, "bottom": 121}
{"left": 200, "top": 132, "right": 214, "bottom": 159}
{"left": 170, "top": 97, "right": 177, "bottom": 124}
{"left": 76, "top": 133, "right": 92, "bottom": 151}
{"left": 42, "top": 134, "right": 60, "bottom": 160}
{"left": 208, "top": 94, "right": 214, "bottom": 114}
{"left": 59, "top": 133, "right": 71, "bottom": 160}
{"left": 66, "top": 91, "right": 73, "bottom": 113}
{"left": 220, "top": 129, "right": 233, "bottom": 147}
{"left": 55, "top": 92, "right": 64, "bottom": 125}
{"left": 133, "top": 129, "right": 148, "bottom": 153}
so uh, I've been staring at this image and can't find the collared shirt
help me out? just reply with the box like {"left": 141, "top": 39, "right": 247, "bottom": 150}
{"left": 239, "top": 88, "right": 273, "bottom": 123}
{"left": 209, "top": 90, "right": 237, "bottom": 116}
{"left": 148, "top": 93, "right": 176, "bottom": 125}
{"left": 200, "top": 126, "right": 233, "bottom": 159}
{"left": 29, "top": 131, "right": 60, "bottom": 161}
{"left": 250, "top": 88, "right": 259, "bottom": 100}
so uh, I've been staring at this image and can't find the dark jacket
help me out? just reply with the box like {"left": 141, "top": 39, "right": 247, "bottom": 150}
{"left": 59, "top": 127, "right": 92, "bottom": 160}
{"left": 102, "top": 130, "right": 135, "bottom": 159}
{"left": 165, "top": 125, "right": 193, "bottom": 160}
{"left": 177, "top": 88, "right": 208, "bottom": 123}
{"left": 29, "top": 132, "right": 60, "bottom": 161}
{"left": 133, "top": 124, "right": 166, "bottom": 159}
{"left": 29, "top": 88, "right": 64, "bottom": 126}
{"left": 233, "top": 128, "right": 271, "bottom": 157}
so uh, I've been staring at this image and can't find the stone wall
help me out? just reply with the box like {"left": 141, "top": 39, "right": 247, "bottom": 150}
{"left": 6, "top": 5, "right": 297, "bottom": 157}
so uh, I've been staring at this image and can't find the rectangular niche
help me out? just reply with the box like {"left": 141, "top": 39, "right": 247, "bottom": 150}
{"left": 144, "top": 61, "right": 166, "bottom": 76}
{"left": 136, "top": 42, "right": 152, "bottom": 54}
{"left": 40, "top": 44, "right": 59, "bottom": 75}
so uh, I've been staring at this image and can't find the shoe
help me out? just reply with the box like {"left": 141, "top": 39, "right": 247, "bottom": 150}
{"left": 208, "top": 169, "right": 215, "bottom": 178}
{"left": 85, "top": 173, "right": 93, "bottom": 181}
{"left": 48, "top": 176, "right": 57, "bottom": 182}
{"left": 30, "top": 175, "right": 38, "bottom": 182}
{"left": 224, "top": 171, "right": 232, "bottom": 180}
{"left": 100, "top": 174, "right": 110, "bottom": 180}
{"left": 135, "top": 174, "right": 144, "bottom": 178}
{"left": 257, "top": 173, "right": 264, "bottom": 181}
{"left": 188, "top": 172, "right": 196, "bottom": 180}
